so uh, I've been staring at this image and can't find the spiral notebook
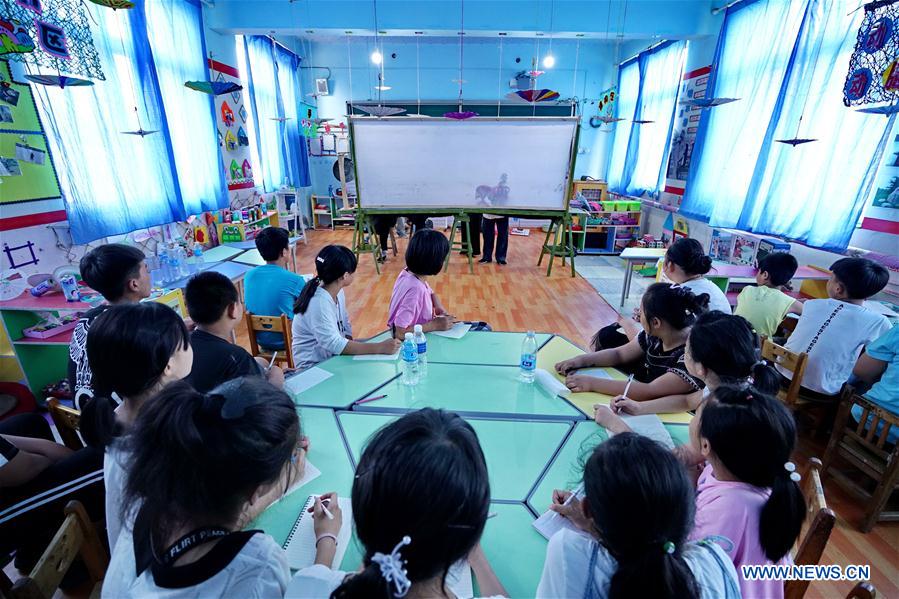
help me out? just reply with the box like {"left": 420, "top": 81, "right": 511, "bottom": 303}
{"left": 282, "top": 495, "right": 353, "bottom": 570}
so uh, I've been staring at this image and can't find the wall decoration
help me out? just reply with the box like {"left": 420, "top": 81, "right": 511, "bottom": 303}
{"left": 0, "top": 103, "right": 10, "bottom": 122}
{"left": 0, "top": 155, "right": 21, "bottom": 175}
{"left": 220, "top": 100, "right": 235, "bottom": 127}
{"left": 22, "top": 73, "right": 92, "bottom": 87}
{"left": 208, "top": 58, "right": 254, "bottom": 193}
{"left": 2, "top": 240, "right": 39, "bottom": 268}
{"left": 223, "top": 129, "right": 237, "bottom": 151}
{"left": 238, "top": 104, "right": 247, "bottom": 123}
{"left": 14, "top": 141, "right": 44, "bottom": 163}
{"left": 0, "top": 16, "right": 36, "bottom": 55}
{"left": 844, "top": 1, "right": 899, "bottom": 106}
{"left": 3, "top": 0, "right": 103, "bottom": 81}
{"left": 596, "top": 86, "right": 616, "bottom": 118}
{"left": 508, "top": 88, "right": 560, "bottom": 102}
{"left": 660, "top": 65, "right": 711, "bottom": 208}
{"left": 236, "top": 126, "right": 248, "bottom": 146}
{"left": 86, "top": 0, "right": 135, "bottom": 9}
{"left": 184, "top": 80, "right": 242, "bottom": 95}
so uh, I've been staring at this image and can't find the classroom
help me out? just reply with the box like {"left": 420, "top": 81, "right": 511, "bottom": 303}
{"left": 0, "top": 0, "right": 897, "bottom": 597}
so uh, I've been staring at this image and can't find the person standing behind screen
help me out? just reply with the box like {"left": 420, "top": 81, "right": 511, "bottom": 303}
{"left": 479, "top": 214, "right": 509, "bottom": 265}
{"left": 243, "top": 227, "right": 305, "bottom": 350}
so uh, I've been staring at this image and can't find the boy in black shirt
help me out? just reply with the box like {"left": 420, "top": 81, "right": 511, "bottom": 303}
{"left": 184, "top": 271, "right": 284, "bottom": 393}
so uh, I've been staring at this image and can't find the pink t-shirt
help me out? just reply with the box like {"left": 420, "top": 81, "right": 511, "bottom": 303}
{"left": 690, "top": 463, "right": 791, "bottom": 599}
{"left": 387, "top": 269, "right": 433, "bottom": 329}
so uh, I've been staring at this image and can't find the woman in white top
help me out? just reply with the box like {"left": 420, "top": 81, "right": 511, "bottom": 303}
{"left": 292, "top": 245, "right": 399, "bottom": 369}
{"left": 80, "top": 303, "right": 193, "bottom": 552}
{"left": 103, "top": 377, "right": 338, "bottom": 598}
{"left": 537, "top": 433, "right": 740, "bottom": 599}
{"left": 288, "top": 409, "right": 507, "bottom": 599}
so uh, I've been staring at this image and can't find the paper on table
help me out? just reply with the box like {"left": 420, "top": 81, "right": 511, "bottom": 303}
{"left": 282, "top": 495, "right": 353, "bottom": 570}
{"left": 535, "top": 368, "right": 570, "bottom": 398}
{"left": 352, "top": 351, "right": 400, "bottom": 361}
{"left": 446, "top": 560, "right": 474, "bottom": 599}
{"left": 431, "top": 323, "right": 471, "bottom": 339}
{"left": 578, "top": 367, "right": 614, "bottom": 380}
{"left": 284, "top": 367, "right": 333, "bottom": 395}
{"left": 532, "top": 483, "right": 586, "bottom": 540}
{"left": 617, "top": 414, "right": 675, "bottom": 450}
{"left": 281, "top": 460, "right": 322, "bottom": 499}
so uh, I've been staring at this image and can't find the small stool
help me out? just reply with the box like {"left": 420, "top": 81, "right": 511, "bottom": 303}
{"left": 444, "top": 213, "right": 474, "bottom": 274}
{"left": 352, "top": 214, "right": 383, "bottom": 274}
{"left": 538, "top": 215, "right": 576, "bottom": 277}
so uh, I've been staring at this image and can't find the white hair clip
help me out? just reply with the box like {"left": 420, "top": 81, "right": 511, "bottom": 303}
{"left": 784, "top": 461, "right": 801, "bottom": 482}
{"left": 316, "top": 256, "right": 325, "bottom": 263}
{"left": 372, "top": 536, "right": 412, "bottom": 597}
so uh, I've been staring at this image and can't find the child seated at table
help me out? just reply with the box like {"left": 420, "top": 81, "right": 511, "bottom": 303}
{"left": 102, "top": 378, "right": 318, "bottom": 598}
{"left": 387, "top": 229, "right": 457, "bottom": 338}
{"left": 556, "top": 283, "right": 708, "bottom": 400}
{"left": 611, "top": 312, "right": 780, "bottom": 416}
{"left": 287, "top": 408, "right": 507, "bottom": 598}
{"left": 68, "top": 243, "right": 151, "bottom": 410}
{"left": 537, "top": 433, "right": 739, "bottom": 599}
{"left": 780, "top": 257, "right": 891, "bottom": 398}
{"left": 184, "top": 271, "right": 284, "bottom": 392}
{"left": 735, "top": 252, "right": 803, "bottom": 338}
{"left": 243, "top": 227, "right": 306, "bottom": 350}
{"left": 292, "top": 245, "right": 400, "bottom": 369}
{"left": 851, "top": 327, "right": 899, "bottom": 444}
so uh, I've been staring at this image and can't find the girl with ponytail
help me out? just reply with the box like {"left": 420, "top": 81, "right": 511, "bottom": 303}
{"left": 287, "top": 408, "right": 507, "bottom": 598}
{"left": 610, "top": 311, "right": 780, "bottom": 417}
{"left": 103, "top": 378, "right": 322, "bottom": 597}
{"left": 292, "top": 245, "right": 399, "bottom": 369}
{"left": 81, "top": 302, "right": 193, "bottom": 550}
{"left": 663, "top": 238, "right": 732, "bottom": 314}
{"left": 537, "top": 433, "right": 740, "bottom": 599}
{"left": 689, "top": 385, "right": 806, "bottom": 599}
{"left": 557, "top": 283, "right": 709, "bottom": 401}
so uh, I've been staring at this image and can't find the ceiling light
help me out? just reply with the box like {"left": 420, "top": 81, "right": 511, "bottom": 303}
{"left": 543, "top": 54, "right": 556, "bottom": 68}
{"left": 371, "top": 50, "right": 383, "bottom": 64}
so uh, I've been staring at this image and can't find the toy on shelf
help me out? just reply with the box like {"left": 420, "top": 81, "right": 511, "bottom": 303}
{"left": 636, "top": 235, "right": 666, "bottom": 249}
{"left": 711, "top": 228, "right": 790, "bottom": 266}
{"left": 23, "top": 312, "right": 83, "bottom": 340}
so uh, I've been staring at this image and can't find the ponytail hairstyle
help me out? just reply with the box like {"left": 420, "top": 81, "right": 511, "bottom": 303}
{"left": 665, "top": 238, "right": 713, "bottom": 276}
{"left": 81, "top": 302, "right": 190, "bottom": 447}
{"left": 122, "top": 378, "right": 299, "bottom": 552}
{"left": 641, "top": 282, "right": 710, "bottom": 331}
{"left": 332, "top": 408, "right": 490, "bottom": 599}
{"left": 585, "top": 433, "right": 699, "bottom": 599}
{"left": 700, "top": 385, "right": 805, "bottom": 562}
{"left": 687, "top": 312, "right": 780, "bottom": 394}
{"left": 294, "top": 245, "right": 358, "bottom": 315}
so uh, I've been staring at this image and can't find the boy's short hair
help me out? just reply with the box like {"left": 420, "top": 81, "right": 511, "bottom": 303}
{"left": 254, "top": 227, "right": 290, "bottom": 262}
{"left": 830, "top": 257, "right": 889, "bottom": 300}
{"left": 185, "top": 271, "right": 239, "bottom": 325}
{"left": 79, "top": 244, "right": 145, "bottom": 302}
{"left": 758, "top": 252, "right": 798, "bottom": 287}
{"left": 405, "top": 229, "right": 449, "bottom": 276}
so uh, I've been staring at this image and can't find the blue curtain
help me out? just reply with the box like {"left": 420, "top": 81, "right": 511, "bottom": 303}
{"left": 32, "top": 0, "right": 226, "bottom": 244}
{"left": 606, "top": 60, "right": 639, "bottom": 192}
{"left": 681, "top": 0, "right": 894, "bottom": 251}
{"left": 240, "top": 36, "right": 310, "bottom": 192}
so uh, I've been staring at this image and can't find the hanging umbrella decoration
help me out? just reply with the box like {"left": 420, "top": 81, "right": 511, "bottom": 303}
{"left": 184, "top": 80, "right": 243, "bottom": 96}
{"left": 121, "top": 105, "right": 158, "bottom": 137}
{"left": 679, "top": 97, "right": 740, "bottom": 109}
{"left": 508, "top": 88, "right": 560, "bottom": 103}
{"left": 856, "top": 103, "right": 899, "bottom": 115}
{"left": 86, "top": 0, "right": 135, "bottom": 9}
{"left": 24, "top": 73, "right": 93, "bottom": 87}
{"left": 357, "top": 105, "right": 405, "bottom": 117}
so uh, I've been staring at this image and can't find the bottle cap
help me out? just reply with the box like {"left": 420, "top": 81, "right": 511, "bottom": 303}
{"left": 527, "top": 330, "right": 535, "bottom": 336}
{"left": 413, "top": 324, "right": 423, "bottom": 333}
{"left": 404, "top": 332, "right": 413, "bottom": 340}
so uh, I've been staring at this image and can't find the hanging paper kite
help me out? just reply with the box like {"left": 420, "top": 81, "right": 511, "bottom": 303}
{"left": 0, "top": 16, "right": 36, "bottom": 55}
{"left": 356, "top": 105, "right": 405, "bottom": 117}
{"left": 184, "top": 80, "right": 242, "bottom": 96}
{"left": 86, "top": 0, "right": 135, "bottom": 9}
{"left": 444, "top": 111, "right": 478, "bottom": 119}
{"left": 508, "top": 88, "right": 560, "bottom": 102}
{"left": 844, "top": 1, "right": 899, "bottom": 106}
{"left": 23, "top": 73, "right": 93, "bottom": 87}
{"left": 775, "top": 138, "right": 817, "bottom": 147}
{"left": 221, "top": 101, "right": 235, "bottom": 126}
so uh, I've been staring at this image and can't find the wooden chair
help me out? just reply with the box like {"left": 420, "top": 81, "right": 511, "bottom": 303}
{"left": 761, "top": 338, "right": 808, "bottom": 408}
{"left": 784, "top": 457, "right": 836, "bottom": 599}
{"left": 46, "top": 398, "right": 83, "bottom": 450}
{"left": 9, "top": 501, "right": 108, "bottom": 599}
{"left": 846, "top": 582, "right": 877, "bottom": 599}
{"left": 245, "top": 312, "right": 295, "bottom": 369}
{"left": 822, "top": 387, "right": 899, "bottom": 532}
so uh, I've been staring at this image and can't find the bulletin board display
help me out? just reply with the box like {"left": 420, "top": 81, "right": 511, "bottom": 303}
{"left": 350, "top": 117, "right": 578, "bottom": 212}
{"left": 208, "top": 59, "right": 255, "bottom": 193}
{"left": 0, "top": 61, "right": 62, "bottom": 204}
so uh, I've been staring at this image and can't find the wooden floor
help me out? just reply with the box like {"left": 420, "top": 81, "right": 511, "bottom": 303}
{"left": 246, "top": 227, "right": 897, "bottom": 599}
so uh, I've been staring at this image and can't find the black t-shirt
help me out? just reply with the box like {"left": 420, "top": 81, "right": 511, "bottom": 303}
{"left": 185, "top": 329, "right": 263, "bottom": 393}
{"left": 636, "top": 331, "right": 704, "bottom": 392}
{"left": 0, "top": 435, "right": 19, "bottom": 470}
{"left": 68, "top": 305, "right": 111, "bottom": 411}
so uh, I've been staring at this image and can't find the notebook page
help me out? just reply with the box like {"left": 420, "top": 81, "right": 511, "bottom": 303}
{"left": 532, "top": 484, "right": 585, "bottom": 540}
{"left": 447, "top": 560, "right": 474, "bottom": 598}
{"left": 431, "top": 323, "right": 471, "bottom": 339}
{"left": 618, "top": 414, "right": 675, "bottom": 450}
{"left": 284, "top": 367, "right": 333, "bottom": 395}
{"left": 283, "top": 495, "right": 353, "bottom": 570}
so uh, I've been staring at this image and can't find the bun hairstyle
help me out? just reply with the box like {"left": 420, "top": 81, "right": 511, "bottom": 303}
{"left": 585, "top": 433, "right": 699, "bottom": 599}
{"left": 294, "top": 245, "right": 357, "bottom": 315}
{"left": 666, "top": 238, "right": 713, "bottom": 276}
{"left": 641, "top": 282, "right": 710, "bottom": 331}
{"left": 122, "top": 378, "right": 299, "bottom": 554}
{"left": 81, "top": 302, "right": 190, "bottom": 448}
{"left": 332, "top": 409, "right": 490, "bottom": 599}
{"left": 700, "top": 385, "right": 805, "bottom": 562}
{"left": 688, "top": 312, "right": 779, "bottom": 394}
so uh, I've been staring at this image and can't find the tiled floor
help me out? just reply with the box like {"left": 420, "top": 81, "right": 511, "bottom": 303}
{"left": 574, "top": 254, "right": 654, "bottom": 317}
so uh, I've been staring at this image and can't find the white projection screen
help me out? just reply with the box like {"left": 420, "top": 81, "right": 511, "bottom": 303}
{"left": 350, "top": 117, "right": 578, "bottom": 211}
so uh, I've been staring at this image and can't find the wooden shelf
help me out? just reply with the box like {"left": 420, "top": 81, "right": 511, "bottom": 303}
{"left": 0, "top": 290, "right": 95, "bottom": 312}
{"left": 13, "top": 328, "right": 74, "bottom": 346}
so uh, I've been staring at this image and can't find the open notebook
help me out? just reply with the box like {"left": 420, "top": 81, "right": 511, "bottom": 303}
{"left": 282, "top": 495, "right": 353, "bottom": 570}
{"left": 532, "top": 483, "right": 585, "bottom": 541}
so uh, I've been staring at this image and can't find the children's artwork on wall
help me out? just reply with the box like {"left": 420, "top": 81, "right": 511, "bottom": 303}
{"left": 596, "top": 86, "right": 616, "bottom": 119}
{"left": 0, "top": 16, "right": 36, "bottom": 55}
{"left": 661, "top": 65, "right": 711, "bottom": 208}
{"left": 238, "top": 104, "right": 247, "bottom": 123}
{"left": 241, "top": 159, "right": 252, "bottom": 179}
{"left": 224, "top": 129, "right": 237, "bottom": 151}
{"left": 15, "top": 142, "right": 45, "bottom": 164}
{"left": 86, "top": 0, "right": 135, "bottom": 9}
{"left": 844, "top": 1, "right": 899, "bottom": 107}
{"left": 0, "top": 156, "right": 21, "bottom": 175}
{"left": 3, "top": 0, "right": 104, "bottom": 81}
{"left": 220, "top": 100, "right": 235, "bottom": 127}
{"left": 2, "top": 240, "right": 39, "bottom": 269}
{"left": 229, "top": 158, "right": 241, "bottom": 180}
{"left": 300, "top": 102, "right": 317, "bottom": 138}
{"left": 208, "top": 58, "right": 254, "bottom": 195}
{"left": 236, "top": 126, "right": 248, "bottom": 146}
{"left": 0, "top": 104, "right": 11, "bottom": 122}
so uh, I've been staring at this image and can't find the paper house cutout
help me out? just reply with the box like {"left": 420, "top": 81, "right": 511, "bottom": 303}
{"left": 241, "top": 159, "right": 252, "bottom": 179}
{"left": 221, "top": 101, "right": 235, "bottom": 127}
{"left": 229, "top": 159, "right": 241, "bottom": 180}
{"left": 224, "top": 129, "right": 238, "bottom": 151}
{"left": 237, "top": 126, "right": 249, "bottom": 146}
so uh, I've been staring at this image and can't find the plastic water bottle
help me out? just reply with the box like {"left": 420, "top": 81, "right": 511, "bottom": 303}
{"left": 186, "top": 247, "right": 198, "bottom": 275}
{"left": 413, "top": 324, "right": 427, "bottom": 377}
{"left": 401, "top": 332, "right": 419, "bottom": 386}
{"left": 176, "top": 245, "right": 189, "bottom": 278}
{"left": 194, "top": 246, "right": 205, "bottom": 269}
{"left": 519, "top": 330, "right": 538, "bottom": 383}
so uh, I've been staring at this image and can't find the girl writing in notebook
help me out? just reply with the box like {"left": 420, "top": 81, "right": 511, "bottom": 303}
{"left": 102, "top": 378, "right": 328, "bottom": 598}
{"left": 555, "top": 283, "right": 708, "bottom": 401}
{"left": 287, "top": 408, "right": 507, "bottom": 598}
{"left": 292, "top": 245, "right": 400, "bottom": 369}
{"left": 537, "top": 433, "right": 740, "bottom": 599}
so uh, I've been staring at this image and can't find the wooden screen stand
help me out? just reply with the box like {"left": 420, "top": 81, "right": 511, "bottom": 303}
{"left": 352, "top": 211, "right": 382, "bottom": 275}
{"left": 445, "top": 211, "right": 474, "bottom": 274}
{"left": 538, "top": 214, "right": 577, "bottom": 277}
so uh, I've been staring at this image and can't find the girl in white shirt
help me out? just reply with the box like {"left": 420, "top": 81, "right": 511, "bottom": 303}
{"left": 537, "top": 433, "right": 740, "bottom": 599}
{"left": 288, "top": 408, "right": 507, "bottom": 599}
{"left": 292, "top": 245, "right": 399, "bottom": 369}
{"left": 103, "top": 377, "right": 338, "bottom": 598}
{"left": 662, "top": 238, "right": 732, "bottom": 314}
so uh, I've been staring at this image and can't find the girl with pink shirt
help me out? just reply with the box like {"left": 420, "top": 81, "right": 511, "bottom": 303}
{"left": 687, "top": 386, "right": 806, "bottom": 599}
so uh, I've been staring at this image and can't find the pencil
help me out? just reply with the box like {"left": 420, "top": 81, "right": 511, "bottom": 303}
{"left": 622, "top": 374, "right": 634, "bottom": 400}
